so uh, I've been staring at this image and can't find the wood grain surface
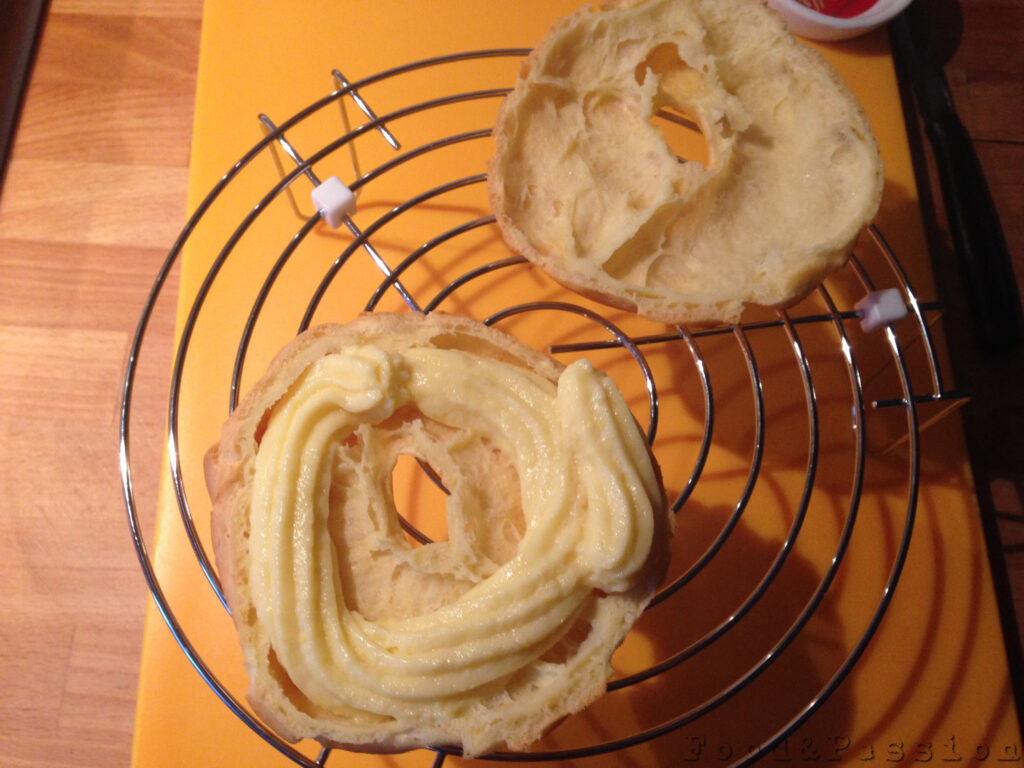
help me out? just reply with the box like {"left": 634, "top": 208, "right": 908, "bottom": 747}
{"left": 0, "top": 1, "right": 1020, "bottom": 766}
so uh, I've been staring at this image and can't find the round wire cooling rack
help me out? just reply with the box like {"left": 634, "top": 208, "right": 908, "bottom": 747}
{"left": 120, "top": 50, "right": 969, "bottom": 767}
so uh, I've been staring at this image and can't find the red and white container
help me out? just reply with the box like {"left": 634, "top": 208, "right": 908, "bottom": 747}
{"left": 766, "top": 0, "right": 914, "bottom": 40}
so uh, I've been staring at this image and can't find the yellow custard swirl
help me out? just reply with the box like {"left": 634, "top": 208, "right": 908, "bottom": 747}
{"left": 249, "top": 343, "right": 660, "bottom": 718}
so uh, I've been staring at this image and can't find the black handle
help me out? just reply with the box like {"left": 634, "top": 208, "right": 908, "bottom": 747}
{"left": 925, "top": 113, "right": 1021, "bottom": 352}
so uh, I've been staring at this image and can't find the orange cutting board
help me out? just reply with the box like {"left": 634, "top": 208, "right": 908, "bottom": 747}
{"left": 130, "top": 2, "right": 1022, "bottom": 766}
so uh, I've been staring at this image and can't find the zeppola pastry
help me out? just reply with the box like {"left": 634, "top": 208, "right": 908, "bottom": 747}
{"left": 488, "top": 0, "right": 884, "bottom": 325}
{"left": 205, "top": 312, "right": 671, "bottom": 756}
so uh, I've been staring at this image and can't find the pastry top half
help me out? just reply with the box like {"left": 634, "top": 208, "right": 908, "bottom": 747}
{"left": 488, "top": 0, "right": 884, "bottom": 325}
{"left": 205, "top": 312, "right": 671, "bottom": 757}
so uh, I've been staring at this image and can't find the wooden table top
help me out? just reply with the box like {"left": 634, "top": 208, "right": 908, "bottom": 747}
{"left": 0, "top": 1, "right": 1021, "bottom": 766}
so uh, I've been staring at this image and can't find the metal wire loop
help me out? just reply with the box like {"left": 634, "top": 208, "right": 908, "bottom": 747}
{"left": 118, "top": 49, "right": 938, "bottom": 767}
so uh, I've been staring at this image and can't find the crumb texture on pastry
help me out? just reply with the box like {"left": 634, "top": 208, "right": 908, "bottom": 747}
{"left": 488, "top": 0, "right": 884, "bottom": 324}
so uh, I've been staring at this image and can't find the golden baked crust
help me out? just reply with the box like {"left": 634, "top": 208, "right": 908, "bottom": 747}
{"left": 487, "top": 0, "right": 884, "bottom": 325}
{"left": 205, "top": 312, "right": 671, "bottom": 756}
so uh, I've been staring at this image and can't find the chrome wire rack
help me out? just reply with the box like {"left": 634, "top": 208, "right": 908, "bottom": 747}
{"left": 120, "top": 50, "right": 967, "bottom": 767}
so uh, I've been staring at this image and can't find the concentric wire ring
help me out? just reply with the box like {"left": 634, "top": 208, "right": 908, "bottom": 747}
{"left": 120, "top": 49, "right": 931, "bottom": 766}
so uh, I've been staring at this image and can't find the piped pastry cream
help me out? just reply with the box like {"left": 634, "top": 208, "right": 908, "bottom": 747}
{"left": 205, "top": 313, "right": 671, "bottom": 757}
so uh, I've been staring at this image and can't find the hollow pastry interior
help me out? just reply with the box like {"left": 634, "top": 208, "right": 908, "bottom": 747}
{"left": 488, "top": 0, "right": 884, "bottom": 325}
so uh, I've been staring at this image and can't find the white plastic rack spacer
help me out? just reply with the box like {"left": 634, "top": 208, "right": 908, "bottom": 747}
{"left": 854, "top": 287, "right": 908, "bottom": 332}
{"left": 311, "top": 176, "right": 356, "bottom": 229}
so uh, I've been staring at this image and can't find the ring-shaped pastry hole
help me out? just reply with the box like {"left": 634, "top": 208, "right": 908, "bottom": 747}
{"left": 653, "top": 106, "right": 710, "bottom": 167}
{"left": 638, "top": 42, "right": 711, "bottom": 168}
{"left": 392, "top": 453, "right": 449, "bottom": 546}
